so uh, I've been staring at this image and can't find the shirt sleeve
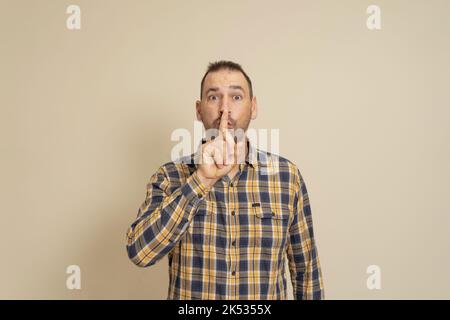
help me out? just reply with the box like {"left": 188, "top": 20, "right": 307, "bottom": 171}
{"left": 126, "top": 165, "right": 211, "bottom": 267}
{"left": 286, "top": 169, "right": 325, "bottom": 299}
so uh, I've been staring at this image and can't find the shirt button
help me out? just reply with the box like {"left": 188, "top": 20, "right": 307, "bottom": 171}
{"left": 198, "top": 194, "right": 203, "bottom": 198}
{"left": 272, "top": 211, "right": 275, "bottom": 216}
{"left": 231, "top": 210, "right": 235, "bottom": 216}
{"left": 231, "top": 271, "right": 236, "bottom": 276}
{"left": 230, "top": 183, "right": 234, "bottom": 187}
{"left": 232, "top": 240, "right": 236, "bottom": 246}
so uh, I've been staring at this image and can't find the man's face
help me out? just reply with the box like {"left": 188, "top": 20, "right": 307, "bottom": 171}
{"left": 196, "top": 69, "right": 257, "bottom": 133}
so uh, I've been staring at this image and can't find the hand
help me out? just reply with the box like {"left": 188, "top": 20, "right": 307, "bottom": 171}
{"left": 196, "top": 111, "right": 241, "bottom": 187}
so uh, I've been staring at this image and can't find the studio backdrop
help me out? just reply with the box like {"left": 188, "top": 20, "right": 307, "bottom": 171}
{"left": 0, "top": 0, "right": 449, "bottom": 299}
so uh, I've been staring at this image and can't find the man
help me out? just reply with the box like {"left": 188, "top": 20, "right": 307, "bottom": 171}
{"left": 126, "top": 61, "right": 324, "bottom": 300}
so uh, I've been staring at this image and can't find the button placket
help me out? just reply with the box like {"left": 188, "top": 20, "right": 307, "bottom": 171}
{"left": 228, "top": 180, "right": 238, "bottom": 297}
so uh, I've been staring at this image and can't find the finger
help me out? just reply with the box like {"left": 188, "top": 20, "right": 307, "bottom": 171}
{"left": 212, "top": 145, "right": 224, "bottom": 169}
{"left": 202, "top": 143, "right": 215, "bottom": 165}
{"left": 212, "top": 130, "right": 232, "bottom": 165}
{"left": 202, "top": 152, "right": 214, "bottom": 165}
{"left": 219, "top": 110, "right": 229, "bottom": 139}
{"left": 224, "top": 130, "right": 236, "bottom": 165}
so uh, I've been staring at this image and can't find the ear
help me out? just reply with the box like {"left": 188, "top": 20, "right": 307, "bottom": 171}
{"left": 195, "top": 100, "right": 202, "bottom": 121}
{"left": 250, "top": 96, "right": 258, "bottom": 120}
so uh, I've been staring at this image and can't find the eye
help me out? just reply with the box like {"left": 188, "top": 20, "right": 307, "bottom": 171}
{"left": 208, "top": 95, "right": 218, "bottom": 101}
{"left": 233, "top": 95, "right": 243, "bottom": 101}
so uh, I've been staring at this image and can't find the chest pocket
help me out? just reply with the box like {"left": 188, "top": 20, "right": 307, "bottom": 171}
{"left": 252, "top": 203, "right": 291, "bottom": 250}
{"left": 187, "top": 200, "right": 217, "bottom": 253}
{"left": 190, "top": 200, "right": 214, "bottom": 232}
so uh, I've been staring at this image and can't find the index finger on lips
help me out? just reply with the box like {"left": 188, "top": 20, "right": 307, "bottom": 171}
{"left": 219, "top": 111, "right": 229, "bottom": 139}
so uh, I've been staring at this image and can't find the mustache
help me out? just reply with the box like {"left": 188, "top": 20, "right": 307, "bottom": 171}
{"left": 214, "top": 117, "right": 235, "bottom": 127}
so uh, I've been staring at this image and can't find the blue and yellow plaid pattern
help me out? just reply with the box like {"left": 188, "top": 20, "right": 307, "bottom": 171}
{"left": 126, "top": 140, "right": 324, "bottom": 299}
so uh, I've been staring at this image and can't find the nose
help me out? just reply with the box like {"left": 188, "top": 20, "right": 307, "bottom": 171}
{"left": 219, "top": 95, "right": 230, "bottom": 113}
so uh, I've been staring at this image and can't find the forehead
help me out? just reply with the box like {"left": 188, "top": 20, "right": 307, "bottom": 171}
{"left": 203, "top": 69, "right": 248, "bottom": 92}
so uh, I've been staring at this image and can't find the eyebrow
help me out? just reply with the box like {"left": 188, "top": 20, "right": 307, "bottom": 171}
{"left": 229, "top": 85, "right": 245, "bottom": 93}
{"left": 205, "top": 85, "right": 245, "bottom": 96}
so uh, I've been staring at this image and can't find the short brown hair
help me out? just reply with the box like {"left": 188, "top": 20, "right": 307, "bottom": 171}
{"left": 200, "top": 60, "right": 253, "bottom": 99}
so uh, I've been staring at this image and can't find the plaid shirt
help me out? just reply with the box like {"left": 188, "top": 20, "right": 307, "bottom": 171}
{"left": 126, "top": 140, "right": 324, "bottom": 300}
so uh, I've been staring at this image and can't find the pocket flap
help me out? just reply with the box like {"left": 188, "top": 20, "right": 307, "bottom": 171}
{"left": 254, "top": 203, "right": 290, "bottom": 220}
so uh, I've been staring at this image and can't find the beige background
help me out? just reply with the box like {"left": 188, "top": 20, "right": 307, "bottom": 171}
{"left": 1, "top": 0, "right": 449, "bottom": 299}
